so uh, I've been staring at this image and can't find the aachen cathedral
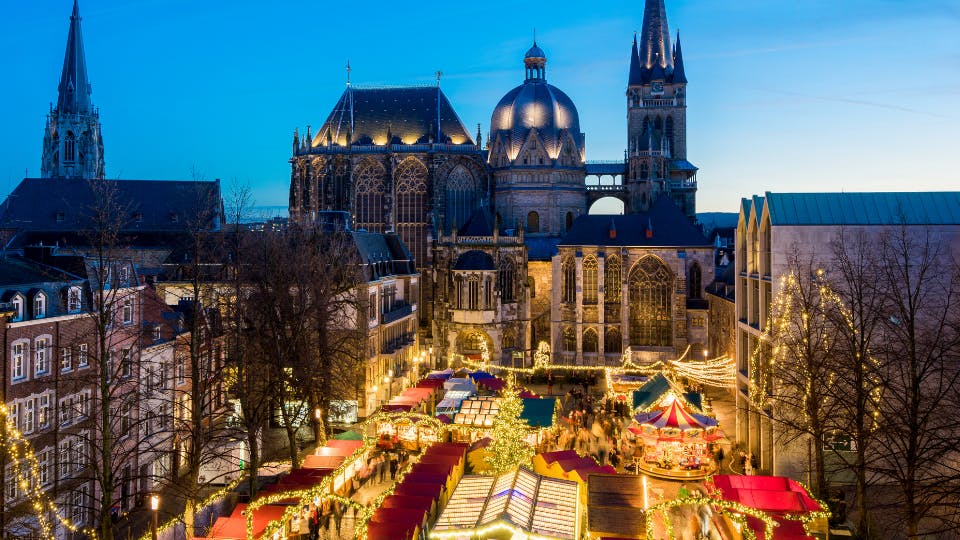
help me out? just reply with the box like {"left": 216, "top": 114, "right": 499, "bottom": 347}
{"left": 288, "top": 0, "right": 712, "bottom": 368}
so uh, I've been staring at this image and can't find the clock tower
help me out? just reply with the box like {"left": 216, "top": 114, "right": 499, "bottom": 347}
{"left": 625, "top": 0, "right": 696, "bottom": 219}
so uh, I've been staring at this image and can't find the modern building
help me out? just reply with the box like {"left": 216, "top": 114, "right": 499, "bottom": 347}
{"left": 735, "top": 191, "right": 960, "bottom": 476}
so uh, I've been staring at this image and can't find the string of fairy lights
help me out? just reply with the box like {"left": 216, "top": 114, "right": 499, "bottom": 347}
{"left": 0, "top": 403, "right": 99, "bottom": 539}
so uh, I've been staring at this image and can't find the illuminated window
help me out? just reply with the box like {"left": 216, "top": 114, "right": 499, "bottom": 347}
{"left": 67, "top": 286, "right": 82, "bottom": 313}
{"left": 33, "top": 292, "right": 47, "bottom": 318}
{"left": 62, "top": 347, "right": 72, "bottom": 371}
{"left": 12, "top": 342, "right": 26, "bottom": 380}
{"left": 11, "top": 293, "right": 24, "bottom": 321}
{"left": 562, "top": 326, "right": 576, "bottom": 352}
{"left": 35, "top": 337, "right": 50, "bottom": 375}
{"left": 629, "top": 256, "right": 673, "bottom": 347}
{"left": 122, "top": 297, "right": 133, "bottom": 324}
{"left": 582, "top": 256, "right": 598, "bottom": 304}
{"left": 78, "top": 343, "right": 88, "bottom": 367}
{"left": 463, "top": 332, "right": 484, "bottom": 352}
{"left": 395, "top": 158, "right": 428, "bottom": 267}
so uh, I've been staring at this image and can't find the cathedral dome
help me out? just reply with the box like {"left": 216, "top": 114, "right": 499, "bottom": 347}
{"left": 490, "top": 43, "right": 582, "bottom": 158}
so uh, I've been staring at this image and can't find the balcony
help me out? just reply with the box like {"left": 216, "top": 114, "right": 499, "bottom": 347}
{"left": 381, "top": 303, "right": 414, "bottom": 324}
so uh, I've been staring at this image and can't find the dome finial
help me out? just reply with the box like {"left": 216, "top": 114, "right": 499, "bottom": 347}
{"left": 524, "top": 39, "right": 547, "bottom": 82}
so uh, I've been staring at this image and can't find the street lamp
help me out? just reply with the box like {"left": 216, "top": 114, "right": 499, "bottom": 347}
{"left": 149, "top": 494, "right": 159, "bottom": 540}
{"left": 703, "top": 348, "right": 709, "bottom": 360}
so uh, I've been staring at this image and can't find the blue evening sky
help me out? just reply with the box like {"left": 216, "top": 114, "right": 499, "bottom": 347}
{"left": 1, "top": 0, "right": 957, "bottom": 215}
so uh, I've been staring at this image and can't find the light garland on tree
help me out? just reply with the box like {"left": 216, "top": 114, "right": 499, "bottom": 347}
{"left": 0, "top": 403, "right": 99, "bottom": 539}
{"left": 136, "top": 476, "right": 244, "bottom": 540}
{"left": 482, "top": 375, "right": 535, "bottom": 476}
{"left": 533, "top": 340, "right": 551, "bottom": 370}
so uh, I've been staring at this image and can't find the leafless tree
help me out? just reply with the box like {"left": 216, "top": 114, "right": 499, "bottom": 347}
{"left": 870, "top": 226, "right": 960, "bottom": 539}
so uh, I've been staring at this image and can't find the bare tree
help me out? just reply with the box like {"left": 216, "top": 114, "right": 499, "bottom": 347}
{"left": 824, "top": 230, "right": 888, "bottom": 538}
{"left": 765, "top": 248, "right": 841, "bottom": 499}
{"left": 871, "top": 227, "right": 960, "bottom": 538}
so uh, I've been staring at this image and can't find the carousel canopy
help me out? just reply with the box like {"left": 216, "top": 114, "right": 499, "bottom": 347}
{"left": 631, "top": 373, "right": 703, "bottom": 412}
{"left": 634, "top": 400, "right": 715, "bottom": 431}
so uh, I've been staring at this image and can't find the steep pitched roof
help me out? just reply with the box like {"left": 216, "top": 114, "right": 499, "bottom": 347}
{"left": 313, "top": 86, "right": 474, "bottom": 147}
{"left": 559, "top": 197, "right": 709, "bottom": 248}
{"left": 453, "top": 250, "right": 495, "bottom": 271}
{"left": 764, "top": 191, "right": 960, "bottom": 226}
{"left": 57, "top": 1, "right": 93, "bottom": 115}
{"left": 671, "top": 32, "right": 687, "bottom": 83}
{"left": 0, "top": 178, "right": 223, "bottom": 242}
{"left": 628, "top": 33, "right": 643, "bottom": 86}
{"left": 638, "top": 0, "right": 673, "bottom": 72}
{"left": 458, "top": 208, "right": 495, "bottom": 237}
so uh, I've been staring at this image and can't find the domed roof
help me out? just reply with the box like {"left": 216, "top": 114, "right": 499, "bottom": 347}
{"left": 490, "top": 80, "right": 582, "bottom": 158}
{"left": 525, "top": 42, "right": 546, "bottom": 59}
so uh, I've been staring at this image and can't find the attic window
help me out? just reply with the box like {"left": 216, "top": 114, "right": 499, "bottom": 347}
{"left": 134, "top": 212, "right": 144, "bottom": 223}
{"left": 56, "top": 212, "right": 65, "bottom": 223}
{"left": 170, "top": 213, "right": 179, "bottom": 223}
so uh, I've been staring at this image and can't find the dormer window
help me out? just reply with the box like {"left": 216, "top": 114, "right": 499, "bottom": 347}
{"left": 56, "top": 212, "right": 65, "bottom": 223}
{"left": 153, "top": 326, "right": 161, "bottom": 341}
{"left": 11, "top": 294, "right": 24, "bottom": 322}
{"left": 170, "top": 213, "right": 179, "bottom": 224}
{"left": 67, "top": 287, "right": 82, "bottom": 313}
{"left": 133, "top": 212, "right": 144, "bottom": 223}
{"left": 33, "top": 292, "right": 47, "bottom": 319}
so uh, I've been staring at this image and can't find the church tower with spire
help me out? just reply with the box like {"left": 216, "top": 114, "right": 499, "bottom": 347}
{"left": 625, "top": 0, "right": 695, "bottom": 218}
{"left": 41, "top": 0, "right": 105, "bottom": 179}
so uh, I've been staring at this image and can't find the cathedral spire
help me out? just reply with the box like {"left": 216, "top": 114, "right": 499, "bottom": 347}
{"left": 671, "top": 30, "right": 687, "bottom": 83}
{"left": 628, "top": 33, "right": 643, "bottom": 86}
{"left": 638, "top": 0, "right": 672, "bottom": 70}
{"left": 57, "top": 0, "right": 92, "bottom": 115}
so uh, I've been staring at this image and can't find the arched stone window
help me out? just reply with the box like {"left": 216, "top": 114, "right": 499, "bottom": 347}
{"left": 605, "top": 327, "right": 622, "bottom": 353}
{"left": 665, "top": 116, "right": 675, "bottom": 154}
{"left": 561, "top": 258, "right": 576, "bottom": 304}
{"left": 463, "top": 332, "right": 484, "bottom": 352}
{"left": 453, "top": 275, "right": 463, "bottom": 308}
{"left": 395, "top": 158, "right": 428, "bottom": 266}
{"left": 629, "top": 256, "right": 673, "bottom": 347}
{"left": 526, "top": 211, "right": 540, "bottom": 233}
{"left": 353, "top": 159, "right": 386, "bottom": 233}
{"left": 467, "top": 274, "right": 481, "bottom": 310}
{"left": 604, "top": 256, "right": 621, "bottom": 302}
{"left": 582, "top": 256, "right": 598, "bottom": 304}
{"left": 562, "top": 326, "right": 576, "bottom": 352}
{"left": 499, "top": 258, "right": 516, "bottom": 304}
{"left": 688, "top": 262, "right": 702, "bottom": 300}
{"left": 445, "top": 165, "right": 476, "bottom": 231}
{"left": 64, "top": 131, "right": 76, "bottom": 162}
{"left": 640, "top": 161, "right": 648, "bottom": 180}
{"left": 582, "top": 328, "right": 598, "bottom": 353}
{"left": 502, "top": 330, "right": 516, "bottom": 350}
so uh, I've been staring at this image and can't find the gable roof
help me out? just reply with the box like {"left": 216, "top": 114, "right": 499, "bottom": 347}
{"left": 764, "top": 191, "right": 960, "bottom": 226}
{"left": 0, "top": 178, "right": 223, "bottom": 246}
{"left": 458, "top": 208, "right": 495, "bottom": 237}
{"left": 560, "top": 197, "right": 708, "bottom": 247}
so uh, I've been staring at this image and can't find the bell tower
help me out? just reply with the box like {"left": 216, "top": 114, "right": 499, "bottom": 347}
{"left": 625, "top": 0, "right": 695, "bottom": 219}
{"left": 41, "top": 0, "right": 105, "bottom": 180}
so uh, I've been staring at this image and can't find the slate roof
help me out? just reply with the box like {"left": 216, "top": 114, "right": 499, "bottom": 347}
{"left": 458, "top": 208, "right": 495, "bottom": 237}
{"left": 453, "top": 250, "right": 495, "bottom": 271}
{"left": 313, "top": 86, "right": 474, "bottom": 147}
{"left": 0, "top": 178, "right": 223, "bottom": 246}
{"left": 764, "top": 191, "right": 960, "bottom": 226}
{"left": 525, "top": 237, "right": 561, "bottom": 261}
{"left": 0, "top": 254, "right": 88, "bottom": 320}
{"left": 351, "top": 230, "right": 416, "bottom": 279}
{"left": 560, "top": 197, "right": 709, "bottom": 247}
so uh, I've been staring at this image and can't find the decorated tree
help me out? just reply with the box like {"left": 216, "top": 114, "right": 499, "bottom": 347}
{"left": 483, "top": 376, "right": 534, "bottom": 475}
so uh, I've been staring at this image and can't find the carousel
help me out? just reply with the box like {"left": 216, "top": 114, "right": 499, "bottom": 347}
{"left": 629, "top": 395, "right": 722, "bottom": 479}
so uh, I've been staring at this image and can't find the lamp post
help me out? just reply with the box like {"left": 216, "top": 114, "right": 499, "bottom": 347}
{"left": 150, "top": 494, "right": 159, "bottom": 540}
{"left": 703, "top": 348, "right": 709, "bottom": 360}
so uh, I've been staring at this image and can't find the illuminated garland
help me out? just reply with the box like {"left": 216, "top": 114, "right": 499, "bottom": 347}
{"left": 0, "top": 403, "right": 99, "bottom": 539}
{"left": 482, "top": 376, "right": 535, "bottom": 475}
{"left": 353, "top": 444, "right": 428, "bottom": 540}
{"left": 532, "top": 341, "right": 551, "bottom": 370}
{"left": 136, "top": 476, "right": 244, "bottom": 540}
{"left": 643, "top": 494, "right": 778, "bottom": 540}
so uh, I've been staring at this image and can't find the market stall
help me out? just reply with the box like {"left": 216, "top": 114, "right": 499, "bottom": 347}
{"left": 706, "top": 475, "right": 829, "bottom": 539}
{"left": 630, "top": 399, "right": 720, "bottom": 479}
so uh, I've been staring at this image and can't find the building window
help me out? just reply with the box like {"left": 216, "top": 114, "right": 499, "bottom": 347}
{"left": 120, "top": 402, "right": 133, "bottom": 434}
{"left": 499, "top": 258, "right": 516, "bottom": 304}
{"left": 78, "top": 343, "right": 88, "bottom": 367}
{"left": 12, "top": 342, "right": 26, "bottom": 380}
{"left": 24, "top": 400, "right": 35, "bottom": 433}
{"left": 39, "top": 394, "right": 51, "bottom": 429}
{"left": 61, "top": 347, "right": 72, "bottom": 372}
{"left": 121, "top": 297, "right": 133, "bottom": 324}
{"left": 79, "top": 391, "right": 90, "bottom": 418}
{"left": 562, "top": 327, "right": 576, "bottom": 352}
{"left": 526, "top": 211, "right": 539, "bottom": 233}
{"left": 688, "top": 263, "right": 702, "bottom": 300}
{"left": 369, "top": 293, "right": 377, "bottom": 321}
{"left": 64, "top": 131, "right": 76, "bottom": 162}
{"left": 67, "top": 286, "right": 82, "bottom": 313}
{"left": 605, "top": 327, "right": 622, "bottom": 354}
{"left": 467, "top": 275, "right": 480, "bottom": 310}
{"left": 395, "top": 157, "right": 428, "bottom": 266}
{"left": 582, "top": 256, "right": 598, "bottom": 304}
{"left": 561, "top": 258, "right": 576, "bottom": 304}
{"left": 462, "top": 332, "right": 484, "bottom": 352}
{"left": 72, "top": 487, "right": 87, "bottom": 524}
{"left": 565, "top": 211, "right": 574, "bottom": 232}
{"left": 11, "top": 294, "right": 23, "bottom": 321}
{"left": 33, "top": 292, "right": 47, "bottom": 319}
{"left": 153, "top": 325, "right": 161, "bottom": 341}
{"left": 353, "top": 158, "right": 387, "bottom": 234}
{"left": 176, "top": 354, "right": 186, "bottom": 385}
{"left": 120, "top": 348, "right": 132, "bottom": 378}
{"left": 583, "top": 328, "right": 598, "bottom": 353}
{"left": 445, "top": 165, "right": 476, "bottom": 233}
{"left": 34, "top": 337, "right": 49, "bottom": 376}
{"left": 6, "top": 465, "right": 17, "bottom": 501}
{"left": 629, "top": 256, "right": 673, "bottom": 347}
{"left": 38, "top": 448, "right": 51, "bottom": 486}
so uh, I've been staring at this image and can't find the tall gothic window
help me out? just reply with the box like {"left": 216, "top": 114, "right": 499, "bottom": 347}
{"left": 582, "top": 328, "right": 598, "bottom": 353}
{"left": 499, "top": 258, "right": 516, "bottom": 304}
{"left": 353, "top": 159, "right": 386, "bottom": 232}
{"left": 605, "top": 327, "right": 622, "bottom": 354}
{"left": 640, "top": 161, "right": 648, "bottom": 180}
{"left": 467, "top": 275, "right": 480, "bottom": 310}
{"left": 561, "top": 258, "right": 576, "bottom": 304}
{"left": 629, "top": 256, "right": 673, "bottom": 347}
{"left": 582, "top": 256, "right": 598, "bottom": 304}
{"left": 688, "top": 262, "right": 702, "bottom": 300}
{"left": 445, "top": 165, "right": 476, "bottom": 231}
{"left": 604, "top": 256, "right": 621, "bottom": 322}
{"left": 527, "top": 211, "right": 539, "bottom": 233}
{"left": 665, "top": 117, "right": 675, "bottom": 155}
{"left": 395, "top": 158, "right": 428, "bottom": 266}
{"left": 64, "top": 131, "right": 76, "bottom": 162}
{"left": 562, "top": 326, "right": 576, "bottom": 352}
